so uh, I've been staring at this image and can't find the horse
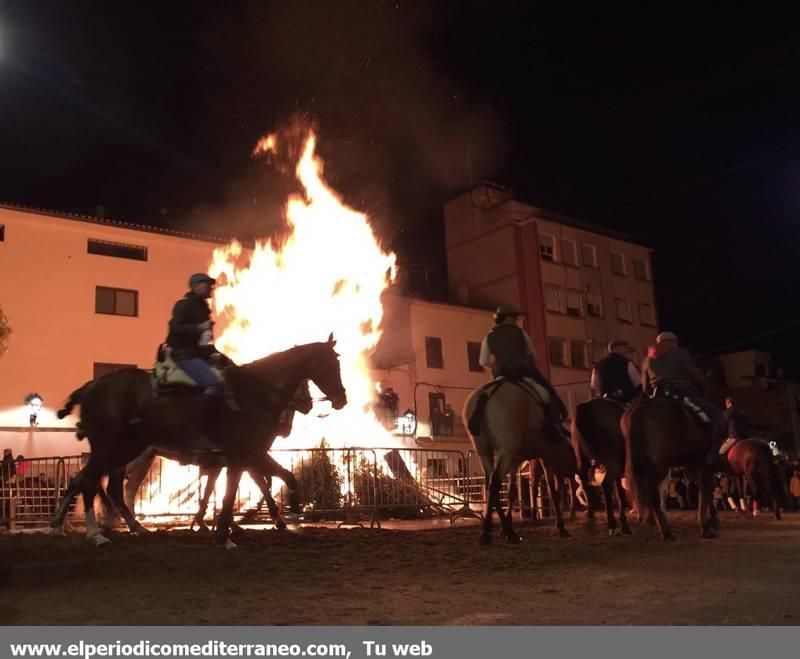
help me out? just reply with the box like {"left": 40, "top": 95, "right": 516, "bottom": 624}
{"left": 525, "top": 437, "right": 579, "bottom": 537}
{"left": 622, "top": 397, "right": 717, "bottom": 541}
{"left": 724, "top": 439, "right": 788, "bottom": 520}
{"left": 572, "top": 397, "right": 632, "bottom": 536}
{"left": 463, "top": 378, "right": 556, "bottom": 545}
{"left": 51, "top": 335, "right": 346, "bottom": 548}
{"left": 52, "top": 380, "right": 315, "bottom": 535}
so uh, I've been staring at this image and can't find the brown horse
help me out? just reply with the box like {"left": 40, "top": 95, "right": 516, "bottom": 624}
{"left": 53, "top": 337, "right": 346, "bottom": 547}
{"left": 463, "top": 379, "right": 557, "bottom": 545}
{"left": 725, "top": 439, "right": 788, "bottom": 520}
{"left": 572, "top": 398, "right": 632, "bottom": 536}
{"left": 622, "top": 397, "right": 717, "bottom": 540}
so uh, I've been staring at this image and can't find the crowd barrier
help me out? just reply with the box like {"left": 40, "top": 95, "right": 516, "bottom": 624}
{"left": 0, "top": 447, "right": 571, "bottom": 531}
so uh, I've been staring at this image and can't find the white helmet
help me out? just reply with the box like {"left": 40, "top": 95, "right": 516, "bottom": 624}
{"left": 656, "top": 331, "right": 679, "bottom": 344}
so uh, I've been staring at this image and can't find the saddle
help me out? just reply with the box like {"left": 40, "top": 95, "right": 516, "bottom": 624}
{"left": 652, "top": 387, "right": 710, "bottom": 425}
{"left": 468, "top": 377, "right": 550, "bottom": 437}
{"left": 151, "top": 345, "right": 225, "bottom": 396}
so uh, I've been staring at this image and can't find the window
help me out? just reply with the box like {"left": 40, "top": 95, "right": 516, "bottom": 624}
{"left": 566, "top": 290, "right": 583, "bottom": 317}
{"left": 610, "top": 251, "right": 626, "bottom": 276}
{"left": 95, "top": 287, "right": 138, "bottom": 317}
{"left": 587, "top": 293, "right": 603, "bottom": 317}
{"left": 88, "top": 239, "right": 148, "bottom": 262}
{"left": 467, "top": 341, "right": 484, "bottom": 373}
{"left": 633, "top": 257, "right": 651, "bottom": 281}
{"left": 425, "top": 336, "right": 444, "bottom": 369}
{"left": 548, "top": 337, "right": 566, "bottom": 366}
{"left": 591, "top": 341, "right": 606, "bottom": 364}
{"left": 570, "top": 341, "right": 589, "bottom": 370}
{"left": 429, "top": 392, "right": 449, "bottom": 436}
{"left": 615, "top": 298, "right": 632, "bottom": 323}
{"left": 93, "top": 362, "right": 136, "bottom": 379}
{"left": 539, "top": 234, "right": 556, "bottom": 262}
{"left": 0, "top": 225, "right": 4, "bottom": 242}
{"left": 561, "top": 239, "right": 578, "bottom": 266}
{"left": 544, "top": 285, "right": 562, "bottom": 313}
{"left": 638, "top": 303, "right": 656, "bottom": 327}
{"left": 581, "top": 243, "right": 597, "bottom": 268}
{"left": 426, "top": 458, "right": 447, "bottom": 477}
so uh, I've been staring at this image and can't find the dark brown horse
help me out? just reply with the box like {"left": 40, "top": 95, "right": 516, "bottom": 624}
{"left": 51, "top": 380, "right": 315, "bottom": 536}
{"left": 572, "top": 398, "right": 632, "bottom": 536}
{"left": 725, "top": 439, "right": 788, "bottom": 520}
{"left": 622, "top": 397, "right": 717, "bottom": 540}
{"left": 52, "top": 336, "right": 346, "bottom": 547}
{"left": 525, "top": 438, "right": 579, "bottom": 537}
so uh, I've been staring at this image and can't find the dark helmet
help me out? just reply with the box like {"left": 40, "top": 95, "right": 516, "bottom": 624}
{"left": 493, "top": 304, "right": 522, "bottom": 324}
{"left": 189, "top": 273, "right": 216, "bottom": 287}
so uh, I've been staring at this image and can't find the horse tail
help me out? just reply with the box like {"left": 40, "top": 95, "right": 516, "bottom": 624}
{"left": 622, "top": 403, "right": 650, "bottom": 517}
{"left": 56, "top": 380, "right": 94, "bottom": 420}
{"left": 573, "top": 403, "right": 599, "bottom": 469}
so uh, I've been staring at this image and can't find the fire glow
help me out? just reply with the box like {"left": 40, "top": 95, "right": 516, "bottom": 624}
{"left": 137, "top": 127, "right": 404, "bottom": 521}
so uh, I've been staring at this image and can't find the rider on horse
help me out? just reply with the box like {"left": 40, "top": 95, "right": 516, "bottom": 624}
{"left": 641, "top": 331, "right": 725, "bottom": 464}
{"left": 590, "top": 339, "right": 641, "bottom": 404}
{"left": 165, "top": 273, "right": 235, "bottom": 444}
{"left": 719, "top": 396, "right": 750, "bottom": 456}
{"left": 469, "top": 304, "right": 569, "bottom": 441}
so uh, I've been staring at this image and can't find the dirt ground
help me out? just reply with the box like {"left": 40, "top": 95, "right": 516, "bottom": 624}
{"left": 1, "top": 511, "right": 799, "bottom": 625}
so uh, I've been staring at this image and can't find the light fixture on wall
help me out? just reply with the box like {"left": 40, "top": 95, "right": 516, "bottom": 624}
{"left": 25, "top": 393, "right": 43, "bottom": 427}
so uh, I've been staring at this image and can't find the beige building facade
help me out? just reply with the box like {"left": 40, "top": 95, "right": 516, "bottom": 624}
{"left": 444, "top": 184, "right": 659, "bottom": 414}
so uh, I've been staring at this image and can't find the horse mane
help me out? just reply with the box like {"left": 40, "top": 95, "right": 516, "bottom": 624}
{"left": 239, "top": 341, "right": 331, "bottom": 381}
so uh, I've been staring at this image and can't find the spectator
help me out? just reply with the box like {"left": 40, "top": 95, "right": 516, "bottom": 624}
{"left": 1, "top": 448, "right": 15, "bottom": 483}
{"left": 713, "top": 481, "right": 723, "bottom": 511}
{"left": 16, "top": 454, "right": 30, "bottom": 478}
{"left": 790, "top": 468, "right": 800, "bottom": 509}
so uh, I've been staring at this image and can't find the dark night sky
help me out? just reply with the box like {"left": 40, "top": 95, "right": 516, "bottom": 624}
{"left": 3, "top": 2, "right": 800, "bottom": 374}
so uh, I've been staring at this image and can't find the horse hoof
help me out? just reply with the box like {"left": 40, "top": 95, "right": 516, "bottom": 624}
{"left": 505, "top": 533, "right": 522, "bottom": 544}
{"left": 609, "top": 527, "right": 622, "bottom": 537}
{"left": 230, "top": 524, "right": 245, "bottom": 537}
{"left": 479, "top": 534, "right": 492, "bottom": 546}
{"left": 193, "top": 522, "right": 210, "bottom": 533}
{"left": 701, "top": 529, "right": 717, "bottom": 539}
{"left": 621, "top": 525, "right": 633, "bottom": 536}
{"left": 274, "top": 519, "right": 288, "bottom": 531}
{"left": 558, "top": 528, "right": 570, "bottom": 538}
{"left": 89, "top": 534, "right": 111, "bottom": 547}
{"left": 132, "top": 523, "right": 150, "bottom": 535}
{"left": 662, "top": 533, "right": 676, "bottom": 542}
{"left": 51, "top": 526, "right": 66, "bottom": 537}
{"left": 223, "top": 539, "right": 237, "bottom": 550}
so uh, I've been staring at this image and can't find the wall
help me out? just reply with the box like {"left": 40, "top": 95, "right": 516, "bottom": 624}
{"left": 0, "top": 207, "right": 223, "bottom": 454}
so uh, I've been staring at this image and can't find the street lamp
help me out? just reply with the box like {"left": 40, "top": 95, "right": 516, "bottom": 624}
{"left": 25, "top": 393, "right": 43, "bottom": 427}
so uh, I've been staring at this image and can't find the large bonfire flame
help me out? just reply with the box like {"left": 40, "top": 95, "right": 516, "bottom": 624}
{"left": 137, "top": 126, "right": 403, "bottom": 521}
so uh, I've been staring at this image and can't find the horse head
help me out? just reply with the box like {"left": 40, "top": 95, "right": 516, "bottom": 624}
{"left": 291, "top": 379, "right": 314, "bottom": 416}
{"left": 309, "top": 333, "right": 347, "bottom": 410}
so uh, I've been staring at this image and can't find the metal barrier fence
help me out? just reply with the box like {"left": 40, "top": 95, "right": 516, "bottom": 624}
{"left": 0, "top": 447, "right": 569, "bottom": 530}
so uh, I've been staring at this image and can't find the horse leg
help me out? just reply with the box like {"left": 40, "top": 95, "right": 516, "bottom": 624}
{"left": 601, "top": 477, "right": 619, "bottom": 536}
{"left": 647, "top": 469, "right": 673, "bottom": 541}
{"left": 762, "top": 462, "right": 783, "bottom": 521}
{"left": 698, "top": 468, "right": 716, "bottom": 539}
{"left": 256, "top": 474, "right": 287, "bottom": 531}
{"left": 615, "top": 478, "right": 633, "bottom": 535}
{"left": 213, "top": 465, "right": 242, "bottom": 549}
{"left": 543, "top": 463, "right": 569, "bottom": 538}
{"left": 479, "top": 454, "right": 496, "bottom": 545}
{"left": 263, "top": 454, "right": 301, "bottom": 517}
{"left": 123, "top": 449, "right": 156, "bottom": 515}
{"left": 192, "top": 467, "right": 220, "bottom": 532}
{"left": 50, "top": 467, "right": 86, "bottom": 534}
{"left": 106, "top": 468, "right": 147, "bottom": 534}
{"left": 81, "top": 457, "right": 111, "bottom": 547}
